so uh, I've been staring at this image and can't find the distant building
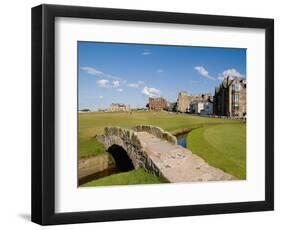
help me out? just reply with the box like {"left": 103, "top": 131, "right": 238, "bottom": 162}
{"left": 176, "top": 91, "right": 189, "bottom": 113}
{"left": 166, "top": 101, "right": 177, "bottom": 112}
{"left": 190, "top": 100, "right": 213, "bottom": 115}
{"left": 213, "top": 77, "right": 246, "bottom": 117}
{"left": 109, "top": 103, "right": 130, "bottom": 112}
{"left": 175, "top": 91, "right": 213, "bottom": 114}
{"left": 190, "top": 101, "right": 204, "bottom": 114}
{"left": 200, "top": 102, "right": 213, "bottom": 115}
{"left": 188, "top": 93, "right": 213, "bottom": 104}
{"left": 148, "top": 97, "right": 167, "bottom": 110}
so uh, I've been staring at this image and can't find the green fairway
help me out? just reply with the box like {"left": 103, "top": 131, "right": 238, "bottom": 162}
{"left": 79, "top": 111, "right": 240, "bottom": 158}
{"left": 78, "top": 111, "right": 245, "bottom": 186}
{"left": 187, "top": 124, "right": 246, "bottom": 179}
{"left": 81, "top": 168, "right": 167, "bottom": 187}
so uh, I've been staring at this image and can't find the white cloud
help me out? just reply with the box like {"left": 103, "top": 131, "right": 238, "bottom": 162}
{"left": 96, "top": 79, "right": 122, "bottom": 89}
{"left": 142, "top": 50, "right": 151, "bottom": 55}
{"left": 127, "top": 80, "right": 145, "bottom": 89}
{"left": 156, "top": 69, "right": 164, "bottom": 73}
{"left": 127, "top": 83, "right": 139, "bottom": 88}
{"left": 116, "top": 88, "right": 123, "bottom": 92}
{"left": 218, "top": 68, "right": 245, "bottom": 81}
{"left": 81, "top": 67, "right": 104, "bottom": 76}
{"left": 81, "top": 66, "right": 121, "bottom": 80}
{"left": 142, "top": 86, "right": 161, "bottom": 98}
{"left": 96, "top": 79, "right": 110, "bottom": 87}
{"left": 99, "top": 95, "right": 104, "bottom": 99}
{"left": 194, "top": 66, "right": 216, "bottom": 81}
{"left": 107, "top": 74, "right": 122, "bottom": 81}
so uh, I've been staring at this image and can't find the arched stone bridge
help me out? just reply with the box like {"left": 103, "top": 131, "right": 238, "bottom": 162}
{"left": 97, "top": 125, "right": 236, "bottom": 182}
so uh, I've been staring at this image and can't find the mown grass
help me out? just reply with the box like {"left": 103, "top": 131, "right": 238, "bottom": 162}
{"left": 187, "top": 123, "right": 246, "bottom": 179}
{"left": 79, "top": 111, "right": 240, "bottom": 159}
{"left": 79, "top": 136, "right": 108, "bottom": 158}
{"left": 78, "top": 111, "right": 245, "bottom": 186}
{"left": 81, "top": 168, "right": 167, "bottom": 187}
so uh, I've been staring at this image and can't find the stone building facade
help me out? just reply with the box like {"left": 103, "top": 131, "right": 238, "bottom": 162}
{"left": 176, "top": 91, "right": 189, "bottom": 113}
{"left": 188, "top": 93, "right": 213, "bottom": 104}
{"left": 148, "top": 97, "right": 167, "bottom": 110}
{"left": 213, "top": 77, "right": 246, "bottom": 117}
{"left": 109, "top": 103, "right": 130, "bottom": 112}
{"left": 176, "top": 91, "right": 213, "bottom": 114}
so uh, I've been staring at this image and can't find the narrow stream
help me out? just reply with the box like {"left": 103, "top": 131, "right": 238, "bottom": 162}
{"left": 176, "top": 133, "right": 188, "bottom": 148}
{"left": 175, "top": 131, "right": 192, "bottom": 148}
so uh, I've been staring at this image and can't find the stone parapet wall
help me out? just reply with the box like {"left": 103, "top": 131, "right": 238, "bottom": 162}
{"left": 132, "top": 125, "right": 177, "bottom": 145}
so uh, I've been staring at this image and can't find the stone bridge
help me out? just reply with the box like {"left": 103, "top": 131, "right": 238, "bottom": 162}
{"left": 97, "top": 125, "right": 236, "bottom": 182}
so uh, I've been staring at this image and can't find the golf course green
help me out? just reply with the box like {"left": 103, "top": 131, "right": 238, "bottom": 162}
{"left": 79, "top": 111, "right": 246, "bottom": 186}
{"left": 188, "top": 124, "right": 246, "bottom": 179}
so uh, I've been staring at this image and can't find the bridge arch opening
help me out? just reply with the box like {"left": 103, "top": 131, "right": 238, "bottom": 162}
{"left": 108, "top": 144, "right": 134, "bottom": 172}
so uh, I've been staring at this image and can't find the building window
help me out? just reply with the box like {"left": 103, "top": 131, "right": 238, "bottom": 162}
{"left": 233, "top": 93, "right": 239, "bottom": 109}
{"left": 232, "top": 83, "right": 240, "bottom": 91}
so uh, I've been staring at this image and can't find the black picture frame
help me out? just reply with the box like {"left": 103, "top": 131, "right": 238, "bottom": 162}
{"left": 31, "top": 4, "right": 274, "bottom": 225}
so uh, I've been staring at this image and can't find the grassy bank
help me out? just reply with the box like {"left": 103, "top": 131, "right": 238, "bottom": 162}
{"left": 81, "top": 168, "right": 167, "bottom": 187}
{"left": 78, "top": 111, "right": 245, "bottom": 186}
{"left": 188, "top": 124, "right": 246, "bottom": 179}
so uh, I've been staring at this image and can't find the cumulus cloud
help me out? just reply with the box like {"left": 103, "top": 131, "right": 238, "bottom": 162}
{"left": 142, "top": 86, "right": 161, "bottom": 98}
{"left": 116, "top": 88, "right": 123, "bottom": 92}
{"left": 218, "top": 68, "right": 245, "bottom": 81}
{"left": 194, "top": 66, "right": 216, "bottom": 81}
{"left": 96, "top": 79, "right": 110, "bottom": 87}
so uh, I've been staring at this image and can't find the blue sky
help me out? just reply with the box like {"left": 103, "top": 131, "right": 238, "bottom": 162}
{"left": 78, "top": 42, "right": 246, "bottom": 111}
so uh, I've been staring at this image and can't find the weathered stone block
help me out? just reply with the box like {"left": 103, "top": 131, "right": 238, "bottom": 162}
{"left": 163, "top": 132, "right": 177, "bottom": 144}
